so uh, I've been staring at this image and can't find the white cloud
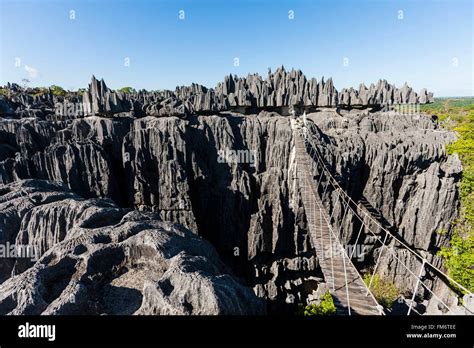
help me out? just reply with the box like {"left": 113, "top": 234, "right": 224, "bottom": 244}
{"left": 24, "top": 65, "right": 39, "bottom": 78}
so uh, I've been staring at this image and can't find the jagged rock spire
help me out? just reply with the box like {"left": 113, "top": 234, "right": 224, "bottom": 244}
{"left": 50, "top": 69, "right": 436, "bottom": 118}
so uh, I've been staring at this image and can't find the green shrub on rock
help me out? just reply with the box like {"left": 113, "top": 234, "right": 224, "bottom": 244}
{"left": 363, "top": 273, "right": 398, "bottom": 309}
{"left": 302, "top": 291, "right": 336, "bottom": 316}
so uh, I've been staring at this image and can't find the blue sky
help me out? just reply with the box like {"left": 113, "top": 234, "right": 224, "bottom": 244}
{"left": 0, "top": 0, "right": 472, "bottom": 96}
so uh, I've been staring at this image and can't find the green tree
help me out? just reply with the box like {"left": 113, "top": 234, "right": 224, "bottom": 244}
{"left": 438, "top": 231, "right": 474, "bottom": 293}
{"left": 50, "top": 85, "right": 67, "bottom": 97}
{"left": 422, "top": 98, "right": 474, "bottom": 294}
{"left": 32, "top": 87, "right": 48, "bottom": 97}
{"left": 118, "top": 86, "right": 136, "bottom": 94}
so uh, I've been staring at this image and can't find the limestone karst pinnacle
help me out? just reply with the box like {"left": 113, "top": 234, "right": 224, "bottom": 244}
{"left": 0, "top": 67, "right": 434, "bottom": 119}
{"left": 78, "top": 67, "right": 433, "bottom": 117}
{"left": 0, "top": 67, "right": 464, "bottom": 317}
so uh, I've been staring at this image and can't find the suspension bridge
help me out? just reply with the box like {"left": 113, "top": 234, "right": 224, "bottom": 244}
{"left": 293, "top": 115, "right": 473, "bottom": 315}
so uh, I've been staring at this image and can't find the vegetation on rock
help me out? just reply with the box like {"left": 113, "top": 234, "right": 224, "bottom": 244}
{"left": 118, "top": 86, "right": 136, "bottom": 94}
{"left": 363, "top": 273, "right": 398, "bottom": 309}
{"left": 301, "top": 291, "right": 337, "bottom": 316}
{"left": 421, "top": 98, "right": 474, "bottom": 293}
{"left": 50, "top": 85, "right": 67, "bottom": 97}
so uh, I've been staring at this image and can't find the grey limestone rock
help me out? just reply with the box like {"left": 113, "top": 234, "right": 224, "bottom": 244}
{"left": 1, "top": 68, "right": 433, "bottom": 119}
{"left": 0, "top": 179, "right": 264, "bottom": 315}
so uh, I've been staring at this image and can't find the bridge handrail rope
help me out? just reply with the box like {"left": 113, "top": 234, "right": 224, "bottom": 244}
{"left": 303, "top": 135, "right": 457, "bottom": 314}
{"left": 303, "top": 135, "right": 469, "bottom": 314}
{"left": 300, "top": 153, "right": 384, "bottom": 315}
{"left": 301, "top": 124, "right": 473, "bottom": 298}
{"left": 408, "top": 260, "right": 427, "bottom": 316}
{"left": 342, "top": 241, "right": 351, "bottom": 315}
{"left": 313, "top": 172, "right": 384, "bottom": 314}
{"left": 298, "top": 122, "right": 473, "bottom": 315}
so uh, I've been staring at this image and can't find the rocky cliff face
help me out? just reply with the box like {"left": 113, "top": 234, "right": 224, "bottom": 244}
{"left": 0, "top": 115, "right": 320, "bottom": 310}
{"left": 0, "top": 111, "right": 459, "bottom": 312}
{"left": 304, "top": 111, "right": 461, "bottom": 303}
{"left": 0, "top": 180, "right": 264, "bottom": 315}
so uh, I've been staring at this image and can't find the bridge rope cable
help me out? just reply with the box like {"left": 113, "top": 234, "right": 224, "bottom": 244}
{"left": 342, "top": 240, "right": 351, "bottom": 315}
{"left": 298, "top": 124, "right": 473, "bottom": 314}
{"left": 304, "top": 131, "right": 473, "bottom": 315}
{"left": 301, "top": 125, "right": 453, "bottom": 316}
{"left": 301, "top": 125, "right": 472, "bottom": 297}
{"left": 302, "top": 160, "right": 383, "bottom": 314}
{"left": 303, "top": 135, "right": 468, "bottom": 314}
{"left": 303, "top": 135, "right": 456, "bottom": 314}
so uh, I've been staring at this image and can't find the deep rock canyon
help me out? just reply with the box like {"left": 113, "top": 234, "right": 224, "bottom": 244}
{"left": 0, "top": 68, "right": 462, "bottom": 314}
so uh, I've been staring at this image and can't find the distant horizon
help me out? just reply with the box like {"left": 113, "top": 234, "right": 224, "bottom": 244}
{"left": 1, "top": 0, "right": 472, "bottom": 97}
{"left": 2, "top": 69, "right": 473, "bottom": 99}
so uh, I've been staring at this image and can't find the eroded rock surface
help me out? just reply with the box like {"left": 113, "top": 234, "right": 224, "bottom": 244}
{"left": 0, "top": 180, "right": 264, "bottom": 315}
{"left": 0, "top": 67, "right": 433, "bottom": 119}
{"left": 0, "top": 69, "right": 461, "bottom": 314}
{"left": 0, "top": 108, "right": 460, "bottom": 312}
{"left": 304, "top": 111, "right": 461, "bottom": 300}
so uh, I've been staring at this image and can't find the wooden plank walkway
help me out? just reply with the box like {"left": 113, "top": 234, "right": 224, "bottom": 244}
{"left": 294, "top": 128, "right": 382, "bottom": 315}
